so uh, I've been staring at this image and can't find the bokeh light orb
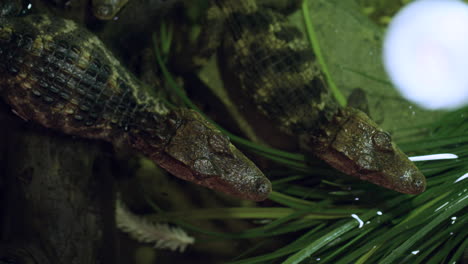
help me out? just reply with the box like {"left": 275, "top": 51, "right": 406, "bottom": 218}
{"left": 383, "top": 0, "right": 468, "bottom": 110}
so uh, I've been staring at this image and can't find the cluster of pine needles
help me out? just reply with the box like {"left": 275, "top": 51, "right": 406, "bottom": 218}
{"left": 143, "top": 1, "right": 467, "bottom": 263}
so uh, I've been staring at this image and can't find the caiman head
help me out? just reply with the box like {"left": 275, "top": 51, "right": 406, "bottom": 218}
{"left": 130, "top": 108, "right": 271, "bottom": 201}
{"left": 308, "top": 107, "right": 426, "bottom": 194}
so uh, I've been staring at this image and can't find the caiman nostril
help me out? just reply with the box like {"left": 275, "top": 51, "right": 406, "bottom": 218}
{"left": 413, "top": 176, "right": 426, "bottom": 192}
{"left": 256, "top": 178, "right": 272, "bottom": 197}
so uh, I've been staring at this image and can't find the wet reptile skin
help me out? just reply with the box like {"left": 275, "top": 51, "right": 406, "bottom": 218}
{"left": 0, "top": 14, "right": 272, "bottom": 201}
{"left": 201, "top": 0, "right": 426, "bottom": 194}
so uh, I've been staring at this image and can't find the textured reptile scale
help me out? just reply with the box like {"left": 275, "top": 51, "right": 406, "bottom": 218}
{"left": 215, "top": 0, "right": 338, "bottom": 134}
{"left": 0, "top": 14, "right": 168, "bottom": 141}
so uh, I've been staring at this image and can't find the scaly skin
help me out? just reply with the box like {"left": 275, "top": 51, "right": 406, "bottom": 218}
{"left": 0, "top": 14, "right": 271, "bottom": 201}
{"left": 201, "top": 0, "right": 425, "bottom": 194}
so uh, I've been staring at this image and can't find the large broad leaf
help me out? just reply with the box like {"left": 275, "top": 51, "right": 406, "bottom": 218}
{"left": 293, "top": 0, "right": 445, "bottom": 135}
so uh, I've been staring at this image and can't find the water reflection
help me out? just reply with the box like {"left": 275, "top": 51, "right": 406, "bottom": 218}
{"left": 435, "top": 202, "right": 449, "bottom": 212}
{"left": 351, "top": 214, "right": 364, "bottom": 228}
{"left": 409, "top": 153, "right": 458, "bottom": 161}
{"left": 451, "top": 216, "right": 457, "bottom": 224}
{"left": 454, "top": 173, "right": 468, "bottom": 183}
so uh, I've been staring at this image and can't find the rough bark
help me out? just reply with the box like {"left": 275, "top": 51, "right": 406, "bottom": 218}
{"left": 0, "top": 105, "right": 118, "bottom": 264}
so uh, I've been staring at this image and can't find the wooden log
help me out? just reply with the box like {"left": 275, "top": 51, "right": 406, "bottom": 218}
{"left": 0, "top": 106, "right": 118, "bottom": 264}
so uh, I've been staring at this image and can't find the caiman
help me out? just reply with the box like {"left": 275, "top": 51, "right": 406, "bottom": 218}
{"left": 0, "top": 12, "right": 272, "bottom": 201}
{"left": 197, "top": 0, "right": 425, "bottom": 194}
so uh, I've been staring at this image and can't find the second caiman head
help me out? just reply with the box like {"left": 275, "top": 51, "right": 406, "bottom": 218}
{"left": 306, "top": 107, "right": 426, "bottom": 194}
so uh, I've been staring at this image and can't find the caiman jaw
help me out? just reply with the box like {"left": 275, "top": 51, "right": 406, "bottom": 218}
{"left": 311, "top": 107, "right": 426, "bottom": 194}
{"left": 158, "top": 109, "right": 272, "bottom": 201}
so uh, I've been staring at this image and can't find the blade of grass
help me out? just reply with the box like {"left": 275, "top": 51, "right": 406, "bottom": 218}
{"left": 282, "top": 210, "right": 375, "bottom": 264}
{"left": 426, "top": 224, "right": 467, "bottom": 264}
{"left": 282, "top": 219, "right": 360, "bottom": 264}
{"left": 447, "top": 235, "right": 468, "bottom": 264}
{"left": 355, "top": 243, "right": 381, "bottom": 264}
{"left": 227, "top": 224, "right": 326, "bottom": 264}
{"left": 318, "top": 226, "right": 377, "bottom": 263}
{"left": 268, "top": 191, "right": 318, "bottom": 209}
{"left": 380, "top": 189, "right": 468, "bottom": 264}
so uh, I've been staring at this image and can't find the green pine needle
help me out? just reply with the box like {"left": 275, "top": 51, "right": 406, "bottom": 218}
{"left": 148, "top": 4, "right": 468, "bottom": 263}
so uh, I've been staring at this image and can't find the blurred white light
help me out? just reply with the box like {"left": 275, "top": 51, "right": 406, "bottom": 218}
{"left": 454, "top": 173, "right": 468, "bottom": 183}
{"left": 435, "top": 202, "right": 449, "bottom": 212}
{"left": 409, "top": 153, "right": 458, "bottom": 161}
{"left": 383, "top": 0, "right": 468, "bottom": 110}
{"left": 351, "top": 214, "right": 364, "bottom": 228}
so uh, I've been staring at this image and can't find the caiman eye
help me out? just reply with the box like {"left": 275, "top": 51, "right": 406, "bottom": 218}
{"left": 372, "top": 131, "right": 393, "bottom": 151}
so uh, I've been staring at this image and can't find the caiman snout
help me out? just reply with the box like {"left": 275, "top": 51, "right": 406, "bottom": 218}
{"left": 160, "top": 109, "right": 272, "bottom": 201}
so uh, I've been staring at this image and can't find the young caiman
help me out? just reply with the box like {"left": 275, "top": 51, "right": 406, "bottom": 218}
{"left": 198, "top": 0, "right": 425, "bottom": 194}
{"left": 0, "top": 13, "right": 272, "bottom": 201}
